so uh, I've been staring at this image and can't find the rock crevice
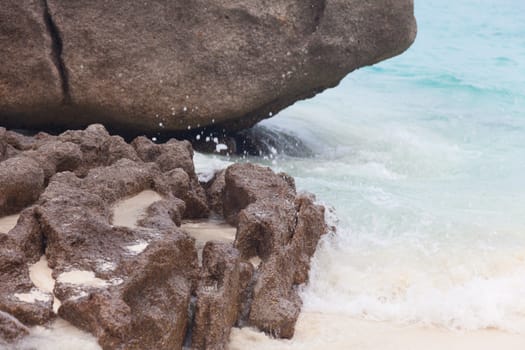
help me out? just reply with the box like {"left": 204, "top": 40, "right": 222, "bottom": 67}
{"left": 42, "top": 0, "right": 70, "bottom": 104}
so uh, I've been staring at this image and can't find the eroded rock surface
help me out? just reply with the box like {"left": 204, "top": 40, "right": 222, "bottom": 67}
{"left": 0, "top": 125, "right": 327, "bottom": 349}
{"left": 0, "top": 310, "right": 29, "bottom": 345}
{"left": 0, "top": 0, "right": 63, "bottom": 123}
{"left": 0, "top": 0, "right": 416, "bottom": 135}
{"left": 219, "top": 163, "right": 327, "bottom": 338}
{"left": 191, "top": 242, "right": 244, "bottom": 350}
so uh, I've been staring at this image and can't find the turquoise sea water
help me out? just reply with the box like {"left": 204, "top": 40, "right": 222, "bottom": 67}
{"left": 199, "top": 0, "right": 525, "bottom": 332}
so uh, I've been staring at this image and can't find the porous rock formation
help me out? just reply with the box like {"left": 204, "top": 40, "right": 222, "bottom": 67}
{"left": 0, "top": 124, "right": 327, "bottom": 349}
{"left": 0, "top": 0, "right": 416, "bottom": 135}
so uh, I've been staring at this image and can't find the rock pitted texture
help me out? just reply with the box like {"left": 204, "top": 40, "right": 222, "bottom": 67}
{"left": 0, "top": 124, "right": 327, "bottom": 349}
{"left": 0, "top": 310, "right": 29, "bottom": 345}
{"left": 219, "top": 164, "right": 327, "bottom": 339}
{"left": 0, "top": 0, "right": 62, "bottom": 121}
{"left": 0, "top": 0, "right": 416, "bottom": 135}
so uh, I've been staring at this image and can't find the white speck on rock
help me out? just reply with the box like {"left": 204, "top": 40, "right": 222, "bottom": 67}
{"left": 215, "top": 143, "right": 228, "bottom": 152}
{"left": 125, "top": 241, "right": 149, "bottom": 255}
{"left": 97, "top": 260, "right": 116, "bottom": 272}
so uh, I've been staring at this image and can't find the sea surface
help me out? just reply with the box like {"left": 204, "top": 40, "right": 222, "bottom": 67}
{"left": 199, "top": 0, "right": 525, "bottom": 341}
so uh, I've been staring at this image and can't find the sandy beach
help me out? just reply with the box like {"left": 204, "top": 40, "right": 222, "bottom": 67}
{"left": 229, "top": 312, "right": 525, "bottom": 350}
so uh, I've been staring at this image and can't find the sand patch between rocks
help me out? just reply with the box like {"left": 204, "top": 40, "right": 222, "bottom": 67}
{"left": 112, "top": 190, "right": 162, "bottom": 228}
{"left": 181, "top": 219, "right": 237, "bottom": 263}
{"left": 229, "top": 312, "right": 525, "bottom": 350}
{"left": 0, "top": 213, "right": 19, "bottom": 233}
{"left": 181, "top": 219, "right": 236, "bottom": 247}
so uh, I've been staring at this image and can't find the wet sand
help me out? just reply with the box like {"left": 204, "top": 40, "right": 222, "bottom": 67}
{"left": 111, "top": 190, "right": 162, "bottom": 228}
{"left": 28, "top": 256, "right": 61, "bottom": 313}
{"left": 181, "top": 219, "right": 237, "bottom": 263}
{"left": 181, "top": 219, "right": 236, "bottom": 248}
{"left": 13, "top": 256, "right": 101, "bottom": 349}
{"left": 229, "top": 312, "right": 525, "bottom": 350}
{"left": 0, "top": 213, "right": 19, "bottom": 233}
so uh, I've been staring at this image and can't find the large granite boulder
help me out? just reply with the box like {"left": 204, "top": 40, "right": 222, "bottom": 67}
{"left": 0, "top": 0, "right": 416, "bottom": 135}
{"left": 0, "top": 0, "right": 62, "bottom": 122}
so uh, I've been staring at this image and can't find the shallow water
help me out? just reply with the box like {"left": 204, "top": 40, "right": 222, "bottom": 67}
{"left": 197, "top": 0, "right": 525, "bottom": 341}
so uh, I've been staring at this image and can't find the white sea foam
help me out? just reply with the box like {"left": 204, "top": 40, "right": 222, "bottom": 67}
{"left": 300, "top": 227, "right": 525, "bottom": 333}
{"left": 192, "top": 152, "right": 232, "bottom": 182}
{"left": 16, "top": 319, "right": 101, "bottom": 350}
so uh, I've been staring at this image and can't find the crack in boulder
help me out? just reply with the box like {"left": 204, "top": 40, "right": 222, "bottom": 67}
{"left": 42, "top": 0, "right": 70, "bottom": 104}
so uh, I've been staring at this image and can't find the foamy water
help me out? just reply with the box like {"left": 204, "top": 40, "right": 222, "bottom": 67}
{"left": 199, "top": 0, "right": 525, "bottom": 346}
{"left": 229, "top": 313, "right": 525, "bottom": 350}
{"left": 15, "top": 319, "right": 101, "bottom": 350}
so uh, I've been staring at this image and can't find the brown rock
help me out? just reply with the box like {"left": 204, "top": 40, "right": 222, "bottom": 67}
{"left": 0, "top": 156, "right": 45, "bottom": 216}
{"left": 220, "top": 162, "right": 327, "bottom": 338}
{"left": 132, "top": 136, "right": 210, "bottom": 219}
{"left": 26, "top": 140, "right": 83, "bottom": 181}
{"left": 0, "top": 128, "right": 6, "bottom": 161}
{"left": 165, "top": 168, "right": 191, "bottom": 200}
{"left": 33, "top": 155, "right": 199, "bottom": 350}
{"left": 81, "top": 159, "right": 170, "bottom": 204}
{"left": 248, "top": 250, "right": 302, "bottom": 339}
{"left": 0, "top": 310, "right": 30, "bottom": 344}
{"left": 235, "top": 200, "right": 296, "bottom": 260}
{"left": 58, "top": 124, "right": 139, "bottom": 175}
{"left": 204, "top": 169, "right": 226, "bottom": 216}
{"left": 7, "top": 207, "right": 44, "bottom": 262}
{"left": 131, "top": 136, "right": 161, "bottom": 163}
{"left": 237, "top": 261, "right": 255, "bottom": 323}
{"left": 223, "top": 163, "right": 295, "bottom": 225}
{"left": 191, "top": 241, "right": 242, "bottom": 350}
{"left": 0, "top": 208, "right": 53, "bottom": 326}
{"left": 0, "top": 127, "right": 328, "bottom": 347}
{"left": 57, "top": 235, "right": 198, "bottom": 350}
{"left": 291, "top": 194, "right": 326, "bottom": 285}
